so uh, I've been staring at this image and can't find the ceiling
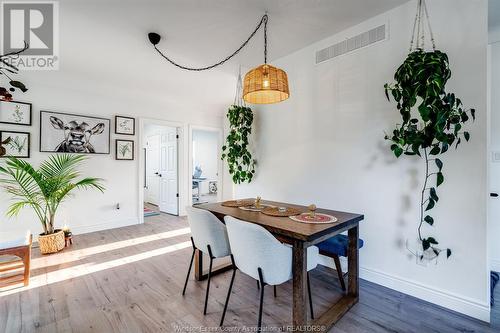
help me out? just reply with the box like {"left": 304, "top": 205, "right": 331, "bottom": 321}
{"left": 490, "top": 0, "right": 500, "bottom": 30}
{"left": 55, "top": 0, "right": 411, "bottom": 114}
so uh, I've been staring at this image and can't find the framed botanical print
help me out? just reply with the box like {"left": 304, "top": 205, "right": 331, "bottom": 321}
{"left": 115, "top": 116, "right": 135, "bottom": 135}
{"left": 40, "top": 111, "right": 110, "bottom": 154}
{"left": 116, "top": 139, "right": 134, "bottom": 160}
{"left": 0, "top": 100, "right": 32, "bottom": 126}
{"left": 0, "top": 131, "right": 30, "bottom": 158}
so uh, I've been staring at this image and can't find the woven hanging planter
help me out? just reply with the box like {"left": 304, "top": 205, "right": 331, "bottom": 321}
{"left": 243, "top": 64, "right": 289, "bottom": 104}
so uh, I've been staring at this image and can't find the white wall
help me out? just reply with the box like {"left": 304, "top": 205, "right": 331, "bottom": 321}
{"left": 192, "top": 129, "right": 219, "bottom": 194}
{"left": 236, "top": 0, "right": 489, "bottom": 321}
{"left": 0, "top": 2, "right": 230, "bottom": 238}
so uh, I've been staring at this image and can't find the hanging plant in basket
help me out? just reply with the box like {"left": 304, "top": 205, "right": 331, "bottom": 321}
{"left": 384, "top": 0, "right": 475, "bottom": 261}
{"left": 222, "top": 105, "right": 256, "bottom": 184}
{"left": 222, "top": 70, "right": 256, "bottom": 184}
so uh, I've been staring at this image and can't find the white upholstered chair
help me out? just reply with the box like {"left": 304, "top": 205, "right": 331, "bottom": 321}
{"left": 184, "top": 207, "right": 231, "bottom": 315}
{"left": 220, "top": 216, "right": 319, "bottom": 328}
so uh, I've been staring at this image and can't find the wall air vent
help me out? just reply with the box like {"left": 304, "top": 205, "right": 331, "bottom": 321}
{"left": 315, "top": 24, "right": 387, "bottom": 64}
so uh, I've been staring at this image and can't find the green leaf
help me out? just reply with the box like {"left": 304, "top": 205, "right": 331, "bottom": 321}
{"left": 422, "top": 239, "right": 430, "bottom": 251}
{"left": 441, "top": 143, "right": 449, "bottom": 154}
{"left": 418, "top": 103, "right": 430, "bottom": 121}
{"left": 436, "top": 172, "right": 444, "bottom": 187}
{"left": 384, "top": 84, "right": 390, "bottom": 101}
{"left": 429, "top": 145, "right": 440, "bottom": 155}
{"left": 435, "top": 158, "right": 443, "bottom": 171}
{"left": 446, "top": 248, "right": 452, "bottom": 258}
{"left": 9, "top": 80, "right": 28, "bottom": 92}
{"left": 394, "top": 147, "right": 403, "bottom": 158}
{"left": 425, "top": 198, "right": 435, "bottom": 211}
{"left": 427, "top": 237, "right": 439, "bottom": 245}
{"left": 429, "top": 187, "right": 438, "bottom": 202}
{"left": 470, "top": 109, "right": 476, "bottom": 121}
{"left": 424, "top": 215, "right": 434, "bottom": 226}
{"left": 464, "top": 132, "right": 470, "bottom": 141}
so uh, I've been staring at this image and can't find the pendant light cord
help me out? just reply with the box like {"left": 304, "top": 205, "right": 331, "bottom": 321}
{"left": 152, "top": 14, "right": 268, "bottom": 71}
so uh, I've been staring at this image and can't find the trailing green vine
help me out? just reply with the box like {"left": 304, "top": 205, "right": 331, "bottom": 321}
{"left": 222, "top": 105, "right": 256, "bottom": 184}
{"left": 384, "top": 49, "right": 475, "bottom": 260}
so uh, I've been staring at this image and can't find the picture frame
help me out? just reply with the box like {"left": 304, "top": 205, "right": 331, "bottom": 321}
{"left": 0, "top": 100, "right": 32, "bottom": 126}
{"left": 115, "top": 116, "right": 135, "bottom": 135}
{"left": 115, "top": 139, "right": 134, "bottom": 160}
{"left": 40, "top": 111, "right": 111, "bottom": 154}
{"left": 0, "top": 131, "right": 30, "bottom": 158}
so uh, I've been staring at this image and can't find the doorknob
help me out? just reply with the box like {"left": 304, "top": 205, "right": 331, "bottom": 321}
{"left": 491, "top": 192, "right": 498, "bottom": 198}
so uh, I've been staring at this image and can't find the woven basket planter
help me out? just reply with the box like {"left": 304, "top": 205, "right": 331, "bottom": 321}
{"left": 38, "top": 229, "right": 65, "bottom": 255}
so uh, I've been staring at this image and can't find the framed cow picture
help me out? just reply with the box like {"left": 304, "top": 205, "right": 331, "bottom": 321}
{"left": 0, "top": 100, "right": 32, "bottom": 126}
{"left": 39, "top": 111, "right": 110, "bottom": 154}
{"left": 115, "top": 116, "right": 135, "bottom": 135}
{"left": 115, "top": 139, "right": 134, "bottom": 160}
{"left": 0, "top": 131, "right": 30, "bottom": 158}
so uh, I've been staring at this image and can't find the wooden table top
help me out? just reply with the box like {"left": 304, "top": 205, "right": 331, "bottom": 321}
{"left": 195, "top": 199, "right": 364, "bottom": 244}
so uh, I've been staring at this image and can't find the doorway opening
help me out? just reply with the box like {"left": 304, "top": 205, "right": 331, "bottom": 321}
{"left": 190, "top": 127, "right": 222, "bottom": 205}
{"left": 143, "top": 123, "right": 179, "bottom": 216}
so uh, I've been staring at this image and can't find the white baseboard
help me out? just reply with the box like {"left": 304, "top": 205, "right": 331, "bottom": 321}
{"left": 491, "top": 259, "right": 500, "bottom": 272}
{"left": 318, "top": 255, "right": 490, "bottom": 322}
{"left": 70, "top": 217, "right": 141, "bottom": 235}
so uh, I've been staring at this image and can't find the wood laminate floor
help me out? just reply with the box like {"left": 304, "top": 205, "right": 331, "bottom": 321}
{"left": 0, "top": 213, "right": 495, "bottom": 333}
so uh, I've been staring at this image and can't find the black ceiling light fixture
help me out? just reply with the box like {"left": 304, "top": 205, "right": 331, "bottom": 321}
{"left": 148, "top": 32, "right": 161, "bottom": 46}
{"left": 147, "top": 13, "right": 289, "bottom": 104}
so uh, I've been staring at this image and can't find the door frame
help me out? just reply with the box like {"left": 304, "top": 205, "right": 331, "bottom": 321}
{"left": 138, "top": 118, "right": 185, "bottom": 224}
{"left": 188, "top": 125, "right": 224, "bottom": 206}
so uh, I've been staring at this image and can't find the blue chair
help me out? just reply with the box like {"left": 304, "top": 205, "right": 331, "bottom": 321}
{"left": 317, "top": 234, "right": 364, "bottom": 291}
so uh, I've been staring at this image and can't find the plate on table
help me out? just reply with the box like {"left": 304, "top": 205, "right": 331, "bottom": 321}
{"left": 289, "top": 213, "right": 338, "bottom": 224}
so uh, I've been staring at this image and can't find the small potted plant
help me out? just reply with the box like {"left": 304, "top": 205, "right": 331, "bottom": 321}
{"left": 0, "top": 154, "right": 104, "bottom": 254}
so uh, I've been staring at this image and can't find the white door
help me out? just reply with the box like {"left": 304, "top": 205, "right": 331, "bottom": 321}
{"left": 159, "top": 127, "right": 179, "bottom": 215}
{"left": 489, "top": 42, "right": 500, "bottom": 272}
{"left": 145, "top": 134, "right": 160, "bottom": 205}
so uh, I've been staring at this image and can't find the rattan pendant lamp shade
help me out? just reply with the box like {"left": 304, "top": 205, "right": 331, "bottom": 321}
{"left": 243, "top": 15, "right": 289, "bottom": 104}
{"left": 243, "top": 64, "right": 289, "bottom": 104}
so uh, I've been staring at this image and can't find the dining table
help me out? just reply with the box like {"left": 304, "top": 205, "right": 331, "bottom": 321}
{"left": 194, "top": 199, "right": 364, "bottom": 331}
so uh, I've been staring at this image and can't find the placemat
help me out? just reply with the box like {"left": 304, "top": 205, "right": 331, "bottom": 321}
{"left": 239, "top": 204, "right": 272, "bottom": 212}
{"left": 261, "top": 206, "right": 302, "bottom": 217}
{"left": 289, "top": 213, "right": 338, "bottom": 224}
{"left": 221, "top": 200, "right": 254, "bottom": 207}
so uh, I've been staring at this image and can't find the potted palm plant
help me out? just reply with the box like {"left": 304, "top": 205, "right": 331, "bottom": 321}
{"left": 0, "top": 154, "right": 104, "bottom": 254}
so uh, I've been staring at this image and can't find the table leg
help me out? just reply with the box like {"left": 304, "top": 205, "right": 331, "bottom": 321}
{"left": 348, "top": 225, "right": 359, "bottom": 298}
{"left": 313, "top": 225, "right": 360, "bottom": 331}
{"left": 292, "top": 240, "right": 308, "bottom": 328}
{"left": 194, "top": 248, "right": 233, "bottom": 281}
{"left": 194, "top": 249, "right": 203, "bottom": 281}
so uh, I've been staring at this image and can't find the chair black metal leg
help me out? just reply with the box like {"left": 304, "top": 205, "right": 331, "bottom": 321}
{"left": 203, "top": 245, "right": 214, "bottom": 315}
{"left": 182, "top": 237, "right": 196, "bottom": 296}
{"left": 307, "top": 272, "right": 314, "bottom": 319}
{"left": 273, "top": 285, "right": 277, "bottom": 298}
{"left": 220, "top": 255, "right": 237, "bottom": 326}
{"left": 333, "top": 254, "right": 346, "bottom": 291}
{"left": 257, "top": 280, "right": 260, "bottom": 289}
{"left": 257, "top": 268, "right": 265, "bottom": 329}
